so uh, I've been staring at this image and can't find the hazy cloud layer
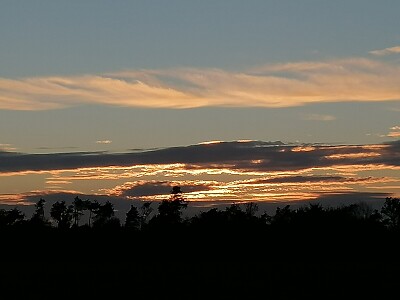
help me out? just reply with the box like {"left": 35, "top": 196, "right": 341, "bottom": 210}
{"left": 1, "top": 57, "right": 400, "bottom": 110}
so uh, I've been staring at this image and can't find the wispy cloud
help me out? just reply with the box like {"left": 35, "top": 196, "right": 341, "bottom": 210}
{"left": 369, "top": 45, "right": 400, "bottom": 56}
{"left": 1, "top": 57, "right": 400, "bottom": 111}
{"left": 382, "top": 126, "right": 400, "bottom": 138}
{"left": 387, "top": 132, "right": 400, "bottom": 138}
{"left": 302, "top": 114, "right": 336, "bottom": 121}
{"left": 0, "top": 143, "right": 16, "bottom": 151}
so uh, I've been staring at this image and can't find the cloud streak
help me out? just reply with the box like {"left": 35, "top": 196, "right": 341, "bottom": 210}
{"left": 1, "top": 57, "right": 400, "bottom": 111}
{"left": 0, "top": 144, "right": 16, "bottom": 151}
{"left": 302, "top": 114, "right": 336, "bottom": 121}
{"left": 369, "top": 45, "right": 400, "bottom": 56}
{"left": 383, "top": 125, "right": 400, "bottom": 138}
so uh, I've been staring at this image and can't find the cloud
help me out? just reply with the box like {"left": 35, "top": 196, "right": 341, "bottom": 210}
{"left": 0, "top": 144, "right": 16, "bottom": 151}
{"left": 369, "top": 45, "right": 400, "bottom": 56}
{"left": 0, "top": 140, "right": 399, "bottom": 174}
{"left": 108, "top": 180, "right": 213, "bottom": 199}
{"left": 383, "top": 125, "right": 400, "bottom": 138}
{"left": 96, "top": 140, "right": 112, "bottom": 144}
{"left": 248, "top": 175, "right": 375, "bottom": 184}
{"left": 302, "top": 114, "right": 336, "bottom": 121}
{"left": 387, "top": 132, "right": 400, "bottom": 138}
{"left": 1, "top": 57, "right": 400, "bottom": 111}
{"left": 1, "top": 140, "right": 398, "bottom": 206}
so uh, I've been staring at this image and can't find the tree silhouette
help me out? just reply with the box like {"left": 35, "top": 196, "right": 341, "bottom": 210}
{"left": 72, "top": 196, "right": 85, "bottom": 227}
{"left": 139, "top": 202, "right": 153, "bottom": 229}
{"left": 381, "top": 197, "right": 400, "bottom": 229}
{"left": 50, "top": 201, "right": 73, "bottom": 229}
{"left": 154, "top": 186, "right": 188, "bottom": 226}
{"left": 270, "top": 205, "right": 293, "bottom": 226}
{"left": 84, "top": 199, "right": 100, "bottom": 227}
{"left": 30, "top": 198, "right": 49, "bottom": 226}
{"left": 125, "top": 205, "right": 140, "bottom": 230}
{"left": 0, "top": 208, "right": 25, "bottom": 227}
{"left": 245, "top": 202, "right": 259, "bottom": 217}
{"left": 170, "top": 186, "right": 185, "bottom": 201}
{"left": 93, "top": 201, "right": 120, "bottom": 228}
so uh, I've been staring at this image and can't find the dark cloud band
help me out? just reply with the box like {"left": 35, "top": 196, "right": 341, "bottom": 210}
{"left": 1, "top": 140, "right": 399, "bottom": 173}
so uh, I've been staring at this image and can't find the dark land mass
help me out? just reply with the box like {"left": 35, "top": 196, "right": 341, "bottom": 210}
{"left": 1, "top": 195, "right": 400, "bottom": 299}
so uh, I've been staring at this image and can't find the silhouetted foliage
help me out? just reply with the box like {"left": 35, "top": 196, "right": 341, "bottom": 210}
{"left": 381, "top": 197, "right": 400, "bottom": 229}
{"left": 0, "top": 208, "right": 24, "bottom": 227}
{"left": 93, "top": 201, "right": 120, "bottom": 228}
{"left": 85, "top": 199, "right": 100, "bottom": 227}
{"left": 245, "top": 202, "right": 259, "bottom": 216}
{"left": 30, "top": 198, "right": 49, "bottom": 226}
{"left": 72, "top": 196, "right": 85, "bottom": 227}
{"left": 50, "top": 201, "right": 73, "bottom": 229}
{"left": 125, "top": 205, "right": 140, "bottom": 230}
{"left": 150, "top": 186, "right": 188, "bottom": 227}
{"left": 139, "top": 201, "right": 153, "bottom": 229}
{"left": 2, "top": 191, "right": 400, "bottom": 298}
{"left": 270, "top": 205, "right": 293, "bottom": 227}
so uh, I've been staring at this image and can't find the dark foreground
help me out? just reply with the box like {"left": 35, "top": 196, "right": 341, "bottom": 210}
{"left": 1, "top": 227, "right": 400, "bottom": 299}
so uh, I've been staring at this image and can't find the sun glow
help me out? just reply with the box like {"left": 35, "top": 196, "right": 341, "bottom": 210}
{"left": 198, "top": 140, "right": 224, "bottom": 145}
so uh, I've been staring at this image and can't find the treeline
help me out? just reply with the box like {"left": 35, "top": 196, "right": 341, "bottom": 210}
{"left": 1, "top": 187, "right": 400, "bottom": 234}
{"left": 2, "top": 188, "right": 400, "bottom": 298}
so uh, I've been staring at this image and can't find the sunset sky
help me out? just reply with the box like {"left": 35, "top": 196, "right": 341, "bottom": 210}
{"left": 1, "top": 1, "right": 399, "bottom": 215}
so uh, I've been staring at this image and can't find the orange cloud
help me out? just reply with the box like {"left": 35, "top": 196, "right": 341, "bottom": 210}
{"left": 382, "top": 125, "right": 400, "bottom": 138}
{"left": 1, "top": 57, "right": 400, "bottom": 111}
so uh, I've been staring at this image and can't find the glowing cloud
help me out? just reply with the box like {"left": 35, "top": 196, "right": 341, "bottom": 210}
{"left": 1, "top": 57, "right": 400, "bottom": 111}
{"left": 1, "top": 141, "right": 399, "bottom": 205}
{"left": 96, "top": 140, "right": 112, "bottom": 144}
{"left": 369, "top": 45, "right": 400, "bottom": 56}
{"left": 0, "top": 144, "right": 16, "bottom": 151}
{"left": 388, "top": 132, "right": 400, "bottom": 138}
{"left": 385, "top": 125, "right": 400, "bottom": 138}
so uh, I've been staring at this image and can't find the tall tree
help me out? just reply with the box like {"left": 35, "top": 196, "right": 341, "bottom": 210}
{"left": 125, "top": 205, "right": 140, "bottom": 230}
{"left": 93, "top": 201, "right": 119, "bottom": 228}
{"left": 84, "top": 199, "right": 100, "bottom": 227}
{"left": 381, "top": 197, "right": 400, "bottom": 229}
{"left": 72, "top": 196, "right": 85, "bottom": 227}
{"left": 245, "top": 202, "right": 259, "bottom": 217}
{"left": 50, "top": 201, "right": 73, "bottom": 229}
{"left": 30, "top": 198, "right": 48, "bottom": 226}
{"left": 155, "top": 186, "right": 188, "bottom": 225}
{"left": 140, "top": 202, "right": 153, "bottom": 229}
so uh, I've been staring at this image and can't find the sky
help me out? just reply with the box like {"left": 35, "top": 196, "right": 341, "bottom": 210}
{"left": 0, "top": 1, "right": 399, "bottom": 216}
